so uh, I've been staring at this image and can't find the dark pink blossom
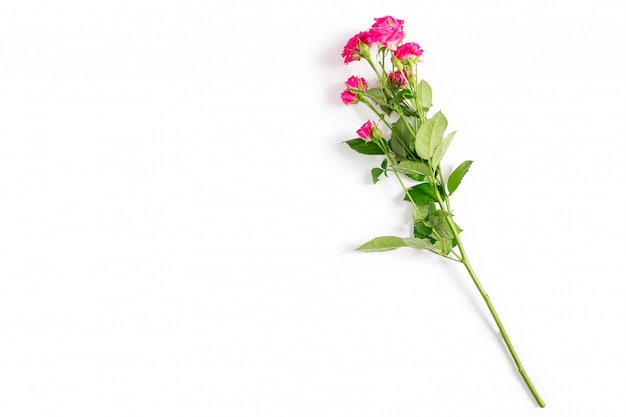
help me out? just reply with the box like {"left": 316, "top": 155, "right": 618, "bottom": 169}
{"left": 345, "top": 76, "right": 367, "bottom": 91}
{"left": 341, "top": 31, "right": 372, "bottom": 64}
{"left": 369, "top": 16, "right": 405, "bottom": 48}
{"left": 393, "top": 42, "right": 424, "bottom": 61}
{"left": 389, "top": 70, "right": 408, "bottom": 87}
{"left": 341, "top": 76, "right": 367, "bottom": 105}
{"left": 356, "top": 120, "right": 376, "bottom": 140}
{"left": 341, "top": 90, "right": 359, "bottom": 105}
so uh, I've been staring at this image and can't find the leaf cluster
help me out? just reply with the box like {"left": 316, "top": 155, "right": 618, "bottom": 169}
{"left": 344, "top": 70, "right": 474, "bottom": 258}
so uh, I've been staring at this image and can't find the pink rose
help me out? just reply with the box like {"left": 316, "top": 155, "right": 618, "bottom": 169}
{"left": 341, "top": 31, "right": 372, "bottom": 64}
{"left": 356, "top": 120, "right": 376, "bottom": 140}
{"left": 341, "top": 76, "right": 367, "bottom": 105}
{"left": 369, "top": 16, "right": 405, "bottom": 48}
{"left": 345, "top": 75, "right": 367, "bottom": 91}
{"left": 341, "top": 90, "right": 359, "bottom": 105}
{"left": 393, "top": 42, "right": 424, "bottom": 61}
{"left": 388, "top": 70, "right": 408, "bottom": 87}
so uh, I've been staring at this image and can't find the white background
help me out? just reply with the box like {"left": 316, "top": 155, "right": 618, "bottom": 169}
{"left": 1, "top": 0, "right": 625, "bottom": 416}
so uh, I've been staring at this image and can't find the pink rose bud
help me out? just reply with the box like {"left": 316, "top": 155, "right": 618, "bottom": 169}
{"left": 345, "top": 76, "right": 368, "bottom": 91}
{"left": 371, "top": 126, "right": 383, "bottom": 141}
{"left": 368, "top": 16, "right": 405, "bottom": 49}
{"left": 356, "top": 120, "right": 377, "bottom": 141}
{"left": 341, "top": 76, "right": 368, "bottom": 104}
{"left": 393, "top": 42, "right": 424, "bottom": 61}
{"left": 389, "top": 70, "right": 408, "bottom": 87}
{"left": 341, "top": 90, "right": 359, "bottom": 105}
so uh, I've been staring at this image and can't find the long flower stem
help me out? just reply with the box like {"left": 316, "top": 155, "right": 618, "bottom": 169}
{"left": 359, "top": 55, "right": 544, "bottom": 406}
{"left": 462, "top": 258, "right": 545, "bottom": 407}
{"left": 436, "top": 193, "right": 546, "bottom": 407}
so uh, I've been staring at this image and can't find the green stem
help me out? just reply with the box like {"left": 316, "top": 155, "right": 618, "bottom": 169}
{"left": 412, "top": 63, "right": 426, "bottom": 124}
{"left": 461, "top": 254, "right": 545, "bottom": 408}
{"left": 381, "top": 150, "right": 420, "bottom": 214}
{"left": 365, "top": 56, "right": 386, "bottom": 89}
{"left": 435, "top": 167, "right": 451, "bottom": 212}
{"left": 431, "top": 187, "right": 545, "bottom": 408}
{"left": 361, "top": 99, "right": 392, "bottom": 130}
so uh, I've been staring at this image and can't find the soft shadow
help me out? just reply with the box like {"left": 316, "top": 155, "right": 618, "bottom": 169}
{"left": 319, "top": 32, "right": 348, "bottom": 105}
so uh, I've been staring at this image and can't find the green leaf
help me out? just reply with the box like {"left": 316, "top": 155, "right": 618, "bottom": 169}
{"left": 398, "top": 103, "right": 418, "bottom": 117}
{"left": 390, "top": 88, "right": 414, "bottom": 105}
{"left": 417, "top": 80, "right": 433, "bottom": 110}
{"left": 403, "top": 237, "right": 438, "bottom": 252}
{"left": 405, "top": 173, "right": 425, "bottom": 181}
{"left": 404, "top": 183, "right": 438, "bottom": 204}
{"left": 380, "top": 104, "right": 393, "bottom": 115}
{"left": 429, "top": 211, "right": 462, "bottom": 253}
{"left": 362, "top": 87, "right": 387, "bottom": 107}
{"left": 448, "top": 160, "right": 473, "bottom": 195}
{"left": 413, "top": 222, "right": 433, "bottom": 239}
{"left": 412, "top": 202, "right": 435, "bottom": 221}
{"left": 390, "top": 118, "right": 418, "bottom": 158}
{"left": 389, "top": 136, "right": 408, "bottom": 159}
{"left": 345, "top": 138, "right": 385, "bottom": 155}
{"left": 371, "top": 167, "right": 384, "bottom": 184}
{"left": 396, "top": 160, "right": 432, "bottom": 177}
{"left": 431, "top": 131, "right": 456, "bottom": 168}
{"left": 404, "top": 237, "right": 456, "bottom": 257}
{"left": 430, "top": 210, "right": 455, "bottom": 239}
{"left": 357, "top": 236, "right": 406, "bottom": 252}
{"left": 434, "top": 238, "right": 454, "bottom": 256}
{"left": 415, "top": 111, "right": 448, "bottom": 161}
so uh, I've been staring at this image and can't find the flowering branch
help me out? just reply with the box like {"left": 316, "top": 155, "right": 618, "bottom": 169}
{"left": 339, "top": 16, "right": 545, "bottom": 408}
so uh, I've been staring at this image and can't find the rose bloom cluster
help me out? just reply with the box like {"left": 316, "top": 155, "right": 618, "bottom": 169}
{"left": 340, "top": 16, "right": 424, "bottom": 141}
